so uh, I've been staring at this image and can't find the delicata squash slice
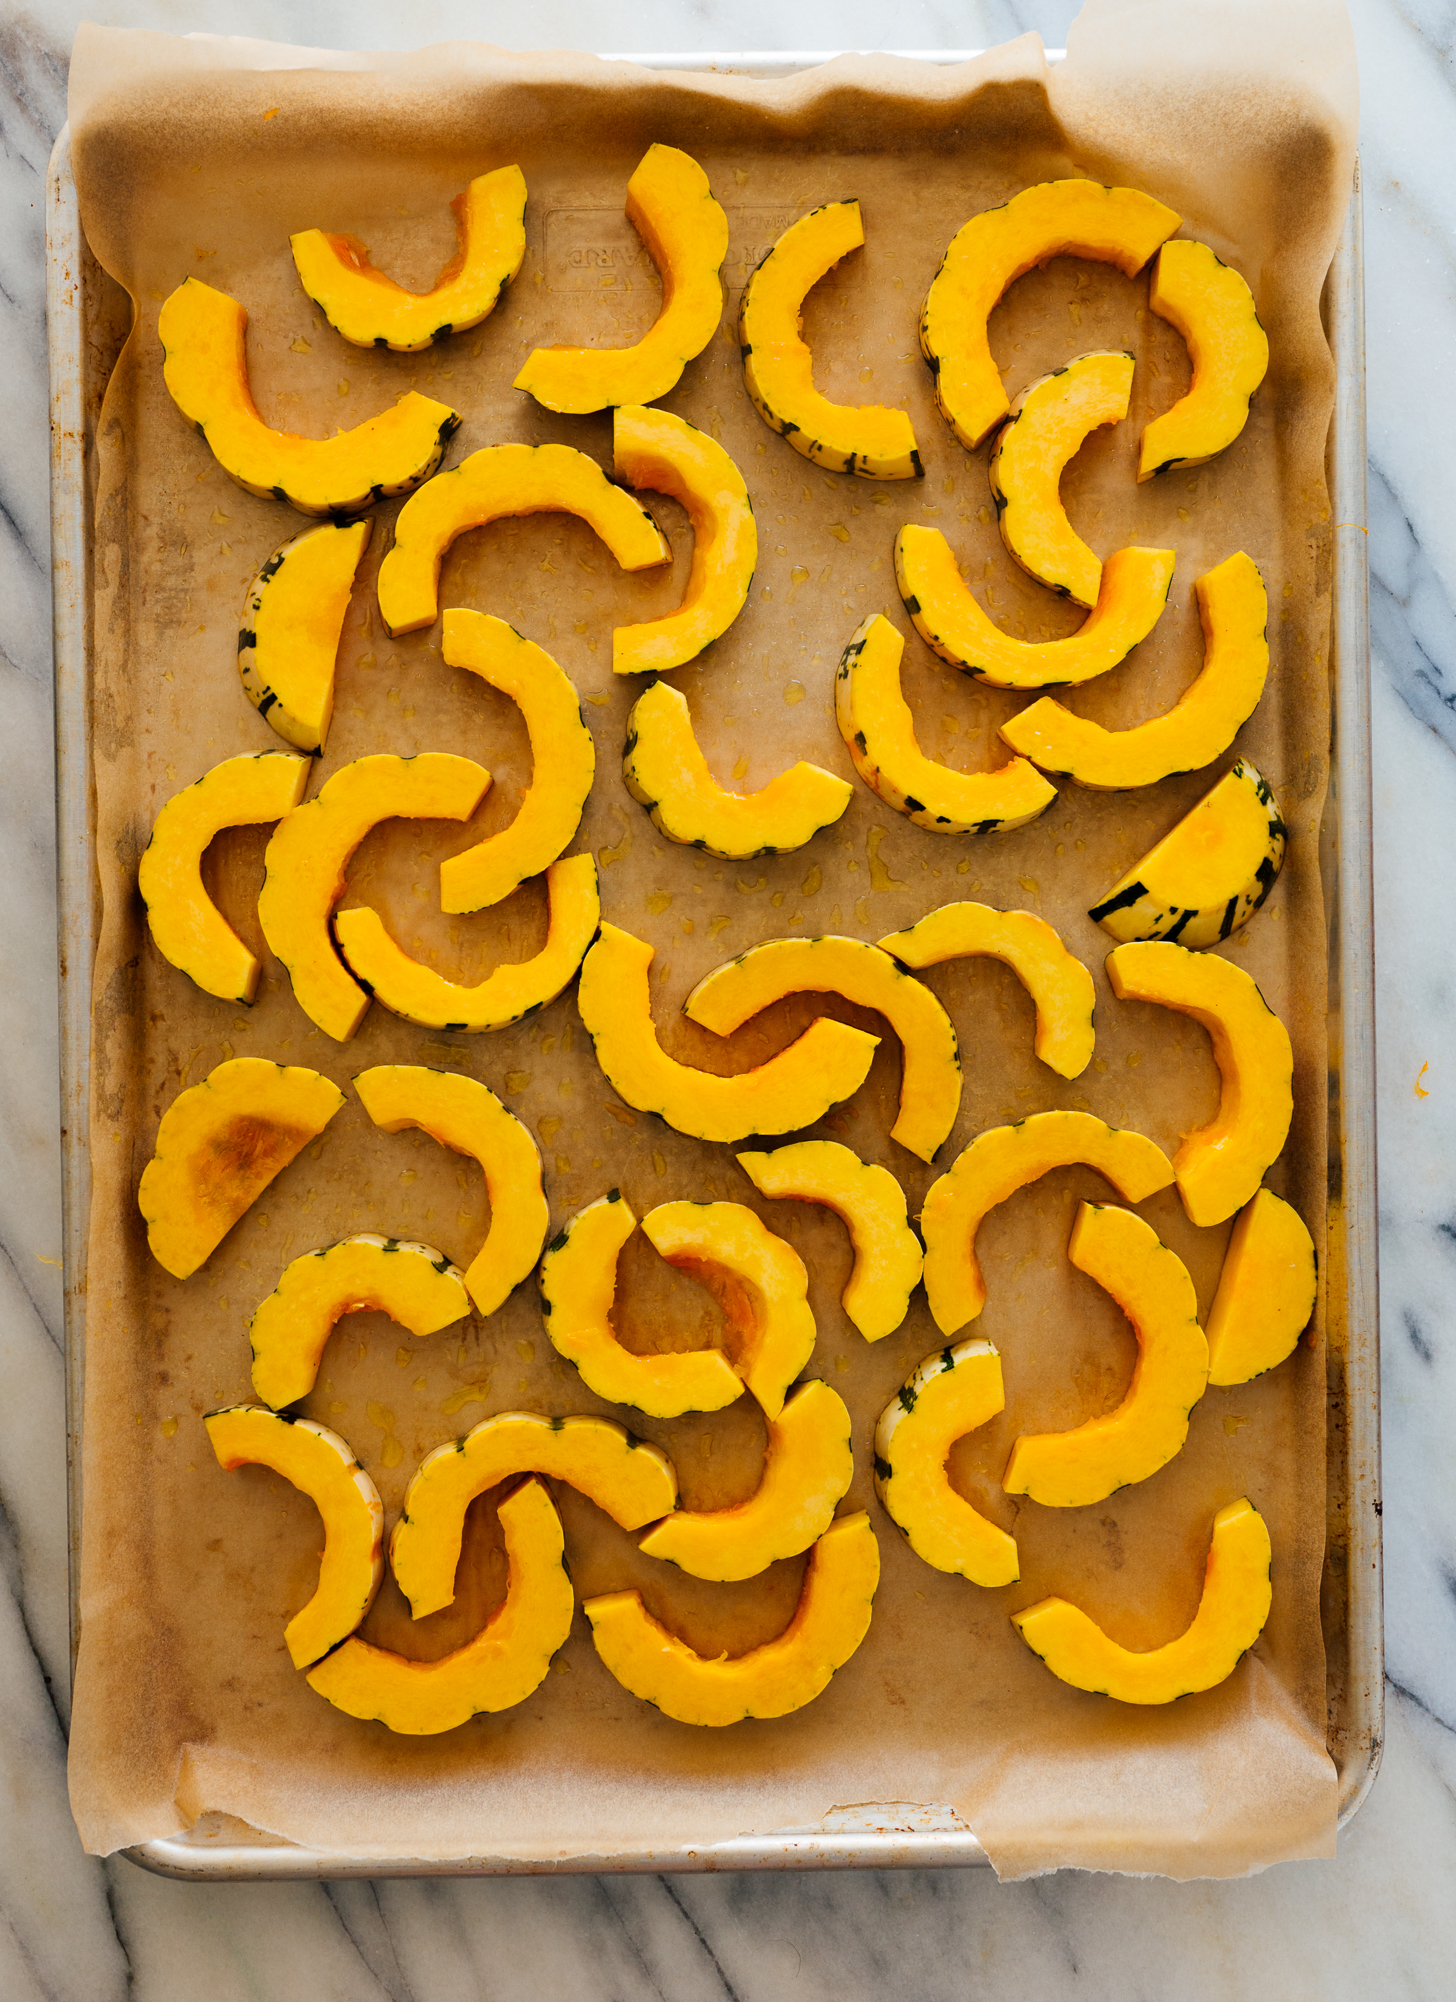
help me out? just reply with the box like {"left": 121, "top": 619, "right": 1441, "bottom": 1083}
{"left": 1090, "top": 759, "right": 1286, "bottom": 947}
{"left": 159, "top": 278, "right": 460, "bottom": 517}
{"left": 516, "top": 144, "right": 728, "bottom": 413}
{"left": 1205, "top": 1187, "right": 1317, "bottom": 1387}
{"left": 139, "top": 751, "right": 311, "bottom": 1005}
{"left": 238, "top": 521, "right": 370, "bottom": 755}
{"left": 873, "top": 1339, "right": 1019, "bottom": 1587}
{"left": 290, "top": 165, "right": 528, "bottom": 354}
{"left": 1139, "top": 240, "right": 1269, "bottom": 481}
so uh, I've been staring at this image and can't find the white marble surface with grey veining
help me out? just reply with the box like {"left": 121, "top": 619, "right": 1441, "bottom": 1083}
{"left": 1, "top": 2, "right": 1454, "bottom": 1994}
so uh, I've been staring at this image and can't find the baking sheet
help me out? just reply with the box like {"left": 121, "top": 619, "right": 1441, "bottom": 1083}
{"left": 59, "top": 5, "right": 1362, "bottom": 1879}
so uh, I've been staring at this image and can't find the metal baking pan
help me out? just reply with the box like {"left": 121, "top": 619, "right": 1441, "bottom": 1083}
{"left": 46, "top": 53, "right": 1381, "bottom": 1878}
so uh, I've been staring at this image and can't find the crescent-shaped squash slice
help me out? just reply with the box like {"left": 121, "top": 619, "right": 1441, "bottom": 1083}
{"left": 139, "top": 1058, "right": 346, "bottom": 1279}
{"left": 920, "top": 1109, "right": 1175, "bottom": 1336}
{"left": 612, "top": 406, "right": 757, "bottom": 674}
{"left": 835, "top": 613, "right": 1057, "bottom": 835}
{"left": 1139, "top": 240, "right": 1269, "bottom": 481}
{"left": 538, "top": 1191, "right": 744, "bottom": 1417}
{"left": 1106, "top": 940, "right": 1293, "bottom": 1228}
{"left": 577, "top": 924, "right": 880, "bottom": 1145}
{"left": 684, "top": 935, "right": 960, "bottom": 1165}
{"left": 391, "top": 1410, "right": 677, "bottom": 1619}
{"left": 1012, "top": 1496, "right": 1272, "bottom": 1704}
{"left": 335, "top": 852, "right": 599, "bottom": 1034}
{"left": 896, "top": 528, "right": 1175, "bottom": 690}
{"left": 435, "top": 612, "right": 596, "bottom": 913}
{"left": 585, "top": 1510, "right": 879, "bottom": 1725}
{"left": 624, "top": 678, "right": 851, "bottom": 859}
{"left": 879, "top": 900, "right": 1096, "bottom": 1081}
{"left": 290, "top": 166, "right": 528, "bottom": 354}
{"left": 739, "top": 201, "right": 921, "bottom": 481}
{"left": 1090, "top": 759, "right": 1286, "bottom": 947}
{"left": 139, "top": 752, "right": 311, "bottom": 1004}
{"left": 515, "top": 144, "right": 728, "bottom": 413}
{"left": 258, "top": 752, "right": 492, "bottom": 1043}
{"left": 735, "top": 1140, "right": 922, "bottom": 1342}
{"left": 159, "top": 278, "right": 460, "bottom": 517}
{"left": 1002, "top": 1204, "right": 1209, "bottom": 1507}
{"left": 204, "top": 1405, "right": 383, "bottom": 1669}
{"left": 1205, "top": 1187, "right": 1317, "bottom": 1387}
{"left": 377, "top": 441, "right": 670, "bottom": 637}
{"left": 353, "top": 1066, "right": 548, "bottom": 1318}
{"left": 1002, "top": 552, "right": 1270, "bottom": 790}
{"left": 873, "top": 1339, "right": 1018, "bottom": 1586}
{"left": 307, "top": 1477, "right": 574, "bottom": 1732}
{"left": 237, "top": 522, "right": 370, "bottom": 755}
{"left": 921, "top": 180, "right": 1180, "bottom": 450}
{"left": 248, "top": 1233, "right": 471, "bottom": 1411}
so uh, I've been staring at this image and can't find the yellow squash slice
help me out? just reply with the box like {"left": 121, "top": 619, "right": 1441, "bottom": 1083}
{"left": 139, "top": 1058, "right": 346, "bottom": 1279}
{"left": 1013, "top": 1496, "right": 1272, "bottom": 1704}
{"left": 308, "top": 1477, "right": 574, "bottom": 1733}
{"left": 879, "top": 900, "right": 1096, "bottom": 1080}
{"left": 921, "top": 179, "right": 1180, "bottom": 450}
{"left": 290, "top": 166, "right": 528, "bottom": 354}
{"left": 159, "top": 278, "right": 460, "bottom": 516}
{"left": 1139, "top": 240, "right": 1269, "bottom": 481}
{"left": 835, "top": 613, "right": 1056, "bottom": 834}
{"left": 739, "top": 200, "right": 921, "bottom": 480}
{"left": 1090, "top": 759, "right": 1286, "bottom": 947}
{"left": 258, "top": 752, "right": 492, "bottom": 1043}
{"left": 1002, "top": 1203, "right": 1209, "bottom": 1507}
{"left": 353, "top": 1066, "right": 548, "bottom": 1318}
{"left": 920, "top": 1109, "right": 1175, "bottom": 1335}
{"left": 205, "top": 1404, "right": 383, "bottom": 1669}
{"left": 248, "top": 1234, "right": 471, "bottom": 1411}
{"left": 735, "top": 1139, "right": 922, "bottom": 1342}
{"left": 515, "top": 144, "right": 728, "bottom": 413}
{"left": 335, "top": 852, "right": 600, "bottom": 1034}
{"left": 684, "top": 935, "right": 961, "bottom": 1164}
{"left": 391, "top": 1410, "right": 677, "bottom": 1619}
{"left": 377, "top": 441, "right": 670, "bottom": 637}
{"left": 624, "top": 678, "right": 851, "bottom": 859}
{"left": 873, "top": 1339, "right": 1018, "bottom": 1586}
{"left": 577, "top": 924, "right": 880, "bottom": 1145}
{"left": 1002, "top": 552, "right": 1269, "bottom": 790}
{"left": 139, "top": 752, "right": 311, "bottom": 1005}
{"left": 237, "top": 521, "right": 370, "bottom": 755}
{"left": 638, "top": 1378, "right": 854, "bottom": 1581}
{"left": 585, "top": 1510, "right": 879, "bottom": 1725}
{"left": 612, "top": 405, "right": 757, "bottom": 674}
{"left": 1206, "top": 1187, "right": 1318, "bottom": 1387}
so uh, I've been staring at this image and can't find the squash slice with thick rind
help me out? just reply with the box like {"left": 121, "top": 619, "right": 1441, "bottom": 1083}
{"left": 1139, "top": 240, "right": 1269, "bottom": 481}
{"left": 237, "top": 521, "right": 370, "bottom": 755}
{"left": 1206, "top": 1187, "right": 1317, "bottom": 1387}
{"left": 1090, "top": 759, "right": 1285, "bottom": 947}
{"left": 873, "top": 1340, "right": 1018, "bottom": 1586}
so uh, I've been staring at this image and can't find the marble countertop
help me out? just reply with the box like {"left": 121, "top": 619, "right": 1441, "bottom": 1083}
{"left": 3, "top": 2, "right": 1453, "bottom": 1994}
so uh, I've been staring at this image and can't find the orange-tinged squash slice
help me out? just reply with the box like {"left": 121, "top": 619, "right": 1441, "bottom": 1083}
{"left": 237, "top": 521, "right": 370, "bottom": 755}
{"left": 1139, "top": 240, "right": 1269, "bottom": 481}
{"left": 1090, "top": 759, "right": 1285, "bottom": 947}
{"left": 873, "top": 1339, "right": 1019, "bottom": 1586}
{"left": 1206, "top": 1187, "right": 1317, "bottom": 1387}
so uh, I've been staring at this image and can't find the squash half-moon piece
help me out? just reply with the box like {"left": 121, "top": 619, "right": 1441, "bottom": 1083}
{"left": 1205, "top": 1187, "right": 1317, "bottom": 1387}
{"left": 873, "top": 1339, "right": 1018, "bottom": 1585}
{"left": 1139, "top": 240, "right": 1269, "bottom": 481}
{"left": 237, "top": 521, "right": 371, "bottom": 755}
{"left": 1089, "top": 759, "right": 1285, "bottom": 947}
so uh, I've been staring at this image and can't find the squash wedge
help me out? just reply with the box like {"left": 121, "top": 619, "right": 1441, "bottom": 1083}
{"left": 1140, "top": 240, "right": 1269, "bottom": 481}
{"left": 237, "top": 521, "right": 370, "bottom": 755}
{"left": 873, "top": 1340, "right": 1019, "bottom": 1586}
{"left": 1206, "top": 1187, "right": 1317, "bottom": 1387}
{"left": 1090, "top": 759, "right": 1286, "bottom": 947}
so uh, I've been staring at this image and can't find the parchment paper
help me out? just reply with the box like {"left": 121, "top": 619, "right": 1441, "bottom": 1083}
{"left": 64, "top": 1, "right": 1357, "bottom": 1878}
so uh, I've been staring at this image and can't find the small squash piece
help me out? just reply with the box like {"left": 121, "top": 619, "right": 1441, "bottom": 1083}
{"left": 873, "top": 1340, "right": 1018, "bottom": 1586}
{"left": 585, "top": 1510, "right": 879, "bottom": 1725}
{"left": 290, "top": 166, "right": 528, "bottom": 354}
{"left": 577, "top": 924, "right": 880, "bottom": 1145}
{"left": 624, "top": 678, "right": 851, "bottom": 860}
{"left": 204, "top": 1405, "right": 383, "bottom": 1669}
{"left": 139, "top": 1058, "right": 346, "bottom": 1279}
{"left": 139, "top": 752, "right": 311, "bottom": 1005}
{"left": 921, "top": 180, "right": 1180, "bottom": 450}
{"left": 920, "top": 1109, "right": 1175, "bottom": 1336}
{"left": 353, "top": 1066, "right": 547, "bottom": 1318}
{"left": 515, "top": 144, "right": 727, "bottom": 413}
{"left": 392, "top": 1410, "right": 677, "bottom": 1619}
{"left": 159, "top": 278, "right": 460, "bottom": 517}
{"left": 237, "top": 522, "right": 370, "bottom": 755}
{"left": 258, "top": 752, "right": 493, "bottom": 1043}
{"left": 1107, "top": 940, "right": 1294, "bottom": 1228}
{"left": 835, "top": 613, "right": 1057, "bottom": 835}
{"left": 1090, "top": 759, "right": 1286, "bottom": 947}
{"left": 735, "top": 1140, "right": 922, "bottom": 1341}
{"left": 1139, "top": 240, "right": 1269, "bottom": 481}
{"left": 1206, "top": 1187, "right": 1317, "bottom": 1386}
{"left": 377, "top": 441, "right": 670, "bottom": 638}
{"left": 1012, "top": 1497, "right": 1272, "bottom": 1704}
{"left": 739, "top": 201, "right": 921, "bottom": 480}
{"left": 1002, "top": 552, "right": 1270, "bottom": 791}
